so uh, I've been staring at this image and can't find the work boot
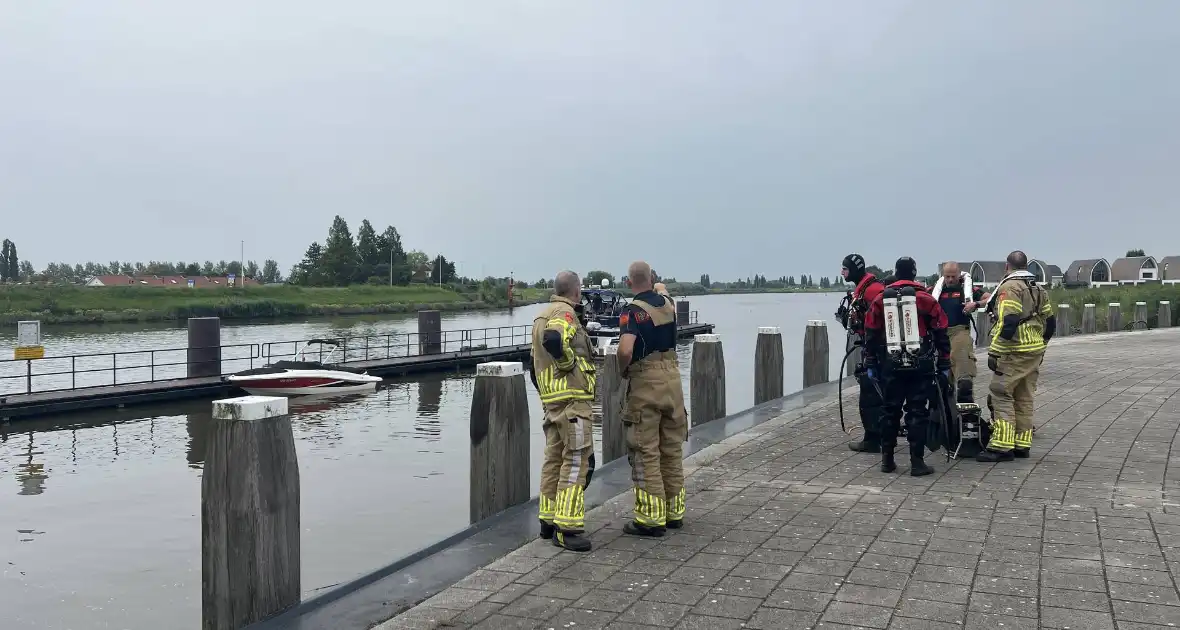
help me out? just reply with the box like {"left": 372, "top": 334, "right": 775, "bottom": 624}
{"left": 909, "top": 444, "right": 933, "bottom": 477}
{"left": 552, "top": 530, "right": 592, "bottom": 552}
{"left": 1013, "top": 448, "right": 1030, "bottom": 458}
{"left": 849, "top": 439, "right": 881, "bottom": 453}
{"left": 623, "top": 521, "right": 666, "bottom": 538}
{"left": 976, "top": 449, "right": 1015, "bottom": 462}
{"left": 539, "top": 520, "right": 555, "bottom": 540}
{"left": 666, "top": 519, "right": 683, "bottom": 530}
{"left": 881, "top": 447, "right": 897, "bottom": 473}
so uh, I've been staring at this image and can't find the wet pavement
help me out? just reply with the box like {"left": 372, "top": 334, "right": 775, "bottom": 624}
{"left": 376, "top": 328, "right": 1180, "bottom": 629}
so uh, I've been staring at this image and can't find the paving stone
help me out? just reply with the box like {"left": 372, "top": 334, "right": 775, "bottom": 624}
{"left": 968, "top": 591, "right": 1037, "bottom": 618}
{"left": 821, "top": 601, "right": 894, "bottom": 628}
{"left": 376, "top": 332, "right": 1180, "bottom": 630}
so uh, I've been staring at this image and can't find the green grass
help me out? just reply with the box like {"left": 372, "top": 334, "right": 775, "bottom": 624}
{"left": 0, "top": 284, "right": 553, "bottom": 325}
{"left": 1049, "top": 283, "right": 1180, "bottom": 330}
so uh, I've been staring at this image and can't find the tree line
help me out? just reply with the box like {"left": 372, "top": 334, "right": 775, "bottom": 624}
{"left": 289, "top": 215, "right": 458, "bottom": 287}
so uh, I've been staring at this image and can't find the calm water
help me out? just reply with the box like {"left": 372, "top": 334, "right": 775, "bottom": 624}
{"left": 0, "top": 292, "right": 849, "bottom": 630}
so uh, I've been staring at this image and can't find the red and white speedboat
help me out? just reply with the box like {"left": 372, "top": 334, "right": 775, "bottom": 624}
{"left": 226, "top": 339, "right": 382, "bottom": 396}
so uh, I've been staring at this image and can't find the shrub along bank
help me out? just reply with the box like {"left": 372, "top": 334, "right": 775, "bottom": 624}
{"left": 0, "top": 284, "right": 551, "bottom": 325}
{"left": 1049, "top": 284, "right": 1180, "bottom": 330}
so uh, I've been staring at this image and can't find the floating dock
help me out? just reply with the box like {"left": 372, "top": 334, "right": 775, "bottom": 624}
{"left": 0, "top": 321, "right": 715, "bottom": 421}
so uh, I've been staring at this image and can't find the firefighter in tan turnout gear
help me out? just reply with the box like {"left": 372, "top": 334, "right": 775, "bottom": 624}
{"left": 616, "top": 261, "right": 689, "bottom": 537}
{"left": 530, "top": 270, "right": 597, "bottom": 552}
{"left": 978, "top": 251, "right": 1056, "bottom": 462}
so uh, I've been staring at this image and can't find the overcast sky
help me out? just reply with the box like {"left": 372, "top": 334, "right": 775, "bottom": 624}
{"left": 2, "top": 1, "right": 1177, "bottom": 281}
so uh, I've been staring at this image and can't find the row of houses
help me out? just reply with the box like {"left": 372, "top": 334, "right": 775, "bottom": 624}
{"left": 943, "top": 255, "right": 1180, "bottom": 289}
{"left": 84, "top": 275, "right": 261, "bottom": 288}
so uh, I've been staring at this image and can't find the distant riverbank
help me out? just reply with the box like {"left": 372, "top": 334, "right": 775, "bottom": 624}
{"left": 0, "top": 284, "right": 552, "bottom": 325}
{"left": 0, "top": 282, "right": 843, "bottom": 326}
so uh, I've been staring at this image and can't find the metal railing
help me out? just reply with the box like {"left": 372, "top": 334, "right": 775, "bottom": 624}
{"left": 0, "top": 343, "right": 261, "bottom": 397}
{"left": 260, "top": 325, "right": 534, "bottom": 364}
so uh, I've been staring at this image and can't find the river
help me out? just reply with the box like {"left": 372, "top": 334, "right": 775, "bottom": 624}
{"left": 0, "top": 292, "right": 850, "bottom": 630}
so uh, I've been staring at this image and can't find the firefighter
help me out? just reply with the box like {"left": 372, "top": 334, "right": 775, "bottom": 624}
{"left": 837, "top": 254, "right": 886, "bottom": 453}
{"left": 530, "top": 270, "right": 597, "bottom": 552}
{"left": 863, "top": 257, "right": 952, "bottom": 476}
{"left": 616, "top": 261, "right": 688, "bottom": 537}
{"left": 977, "top": 251, "right": 1055, "bottom": 461}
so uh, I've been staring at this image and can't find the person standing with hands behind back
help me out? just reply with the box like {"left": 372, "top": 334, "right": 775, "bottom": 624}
{"left": 616, "top": 262, "right": 688, "bottom": 537}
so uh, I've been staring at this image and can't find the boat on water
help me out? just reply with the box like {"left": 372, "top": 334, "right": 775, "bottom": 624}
{"left": 580, "top": 285, "right": 629, "bottom": 357}
{"left": 226, "top": 339, "right": 383, "bottom": 396}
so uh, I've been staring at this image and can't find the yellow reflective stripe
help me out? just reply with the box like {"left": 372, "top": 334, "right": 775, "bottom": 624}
{"left": 634, "top": 488, "right": 667, "bottom": 527}
{"left": 554, "top": 485, "right": 585, "bottom": 529}
{"left": 989, "top": 419, "right": 1015, "bottom": 450}
{"left": 1014, "top": 430, "right": 1033, "bottom": 449}
{"left": 539, "top": 495, "right": 556, "bottom": 522}
{"left": 997, "top": 299, "right": 1024, "bottom": 318}
{"left": 545, "top": 317, "right": 577, "bottom": 370}
{"left": 666, "top": 488, "right": 686, "bottom": 520}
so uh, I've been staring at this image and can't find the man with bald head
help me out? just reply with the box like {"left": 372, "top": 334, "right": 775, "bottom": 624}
{"left": 530, "top": 269, "right": 597, "bottom": 551}
{"left": 930, "top": 261, "right": 983, "bottom": 404}
{"left": 617, "top": 260, "right": 688, "bottom": 537}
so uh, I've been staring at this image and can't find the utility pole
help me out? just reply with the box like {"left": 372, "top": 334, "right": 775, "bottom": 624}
{"left": 389, "top": 247, "right": 394, "bottom": 286}
{"left": 240, "top": 240, "right": 244, "bottom": 287}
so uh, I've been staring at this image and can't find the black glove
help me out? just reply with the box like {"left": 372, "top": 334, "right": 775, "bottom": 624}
{"left": 987, "top": 354, "right": 999, "bottom": 373}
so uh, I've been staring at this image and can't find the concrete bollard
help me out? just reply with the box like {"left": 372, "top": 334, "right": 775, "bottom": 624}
{"left": 676, "top": 300, "right": 691, "bottom": 325}
{"left": 1160, "top": 301, "right": 1172, "bottom": 328}
{"left": 470, "top": 362, "right": 530, "bottom": 523}
{"left": 1082, "top": 304, "right": 1097, "bottom": 334}
{"left": 417, "top": 310, "right": 443, "bottom": 355}
{"left": 600, "top": 346, "right": 627, "bottom": 464}
{"left": 974, "top": 311, "right": 992, "bottom": 348}
{"left": 203, "top": 395, "right": 299, "bottom": 630}
{"left": 802, "top": 320, "right": 829, "bottom": 388}
{"left": 1057, "top": 304, "right": 1071, "bottom": 337}
{"left": 1134, "top": 302, "right": 1147, "bottom": 327}
{"left": 754, "top": 327, "right": 784, "bottom": 405}
{"left": 690, "top": 334, "right": 725, "bottom": 425}
{"left": 187, "top": 317, "right": 222, "bottom": 378}
{"left": 1108, "top": 303, "right": 1122, "bottom": 332}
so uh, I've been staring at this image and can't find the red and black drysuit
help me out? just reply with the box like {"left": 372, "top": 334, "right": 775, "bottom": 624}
{"left": 862, "top": 280, "right": 952, "bottom": 457}
{"left": 846, "top": 273, "right": 886, "bottom": 447}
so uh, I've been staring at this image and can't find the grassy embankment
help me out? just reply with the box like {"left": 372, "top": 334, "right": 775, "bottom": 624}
{"left": 1049, "top": 284, "right": 1180, "bottom": 330}
{"left": 0, "top": 284, "right": 553, "bottom": 325}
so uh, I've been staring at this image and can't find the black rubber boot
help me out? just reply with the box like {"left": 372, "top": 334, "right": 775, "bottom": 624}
{"left": 976, "top": 448, "right": 1015, "bottom": 462}
{"left": 956, "top": 378, "right": 974, "bottom": 404}
{"left": 539, "top": 520, "right": 555, "bottom": 540}
{"left": 666, "top": 519, "right": 683, "bottom": 530}
{"left": 881, "top": 446, "right": 897, "bottom": 473}
{"left": 1013, "top": 448, "right": 1030, "bottom": 458}
{"left": 909, "top": 444, "right": 933, "bottom": 477}
{"left": 552, "top": 530, "right": 592, "bottom": 552}
{"left": 849, "top": 440, "right": 882, "bottom": 453}
{"left": 623, "top": 521, "right": 666, "bottom": 538}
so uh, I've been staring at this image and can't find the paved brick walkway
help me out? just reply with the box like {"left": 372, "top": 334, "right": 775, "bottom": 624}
{"left": 378, "top": 329, "right": 1180, "bottom": 629}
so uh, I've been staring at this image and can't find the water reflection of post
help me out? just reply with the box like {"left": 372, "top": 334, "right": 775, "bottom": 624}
{"left": 17, "top": 432, "right": 48, "bottom": 495}
{"left": 187, "top": 410, "right": 213, "bottom": 468}
{"left": 415, "top": 377, "right": 444, "bottom": 439}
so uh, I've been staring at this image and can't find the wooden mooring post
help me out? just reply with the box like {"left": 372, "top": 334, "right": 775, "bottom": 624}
{"left": 802, "top": 320, "right": 828, "bottom": 388}
{"left": 1134, "top": 301, "right": 1148, "bottom": 327}
{"left": 600, "top": 345, "right": 627, "bottom": 464}
{"left": 418, "top": 310, "right": 442, "bottom": 355}
{"left": 1082, "top": 304, "right": 1097, "bottom": 334}
{"left": 202, "top": 395, "right": 299, "bottom": 630}
{"left": 1108, "top": 303, "right": 1122, "bottom": 332}
{"left": 469, "top": 361, "right": 530, "bottom": 523}
{"left": 1160, "top": 301, "right": 1172, "bottom": 328}
{"left": 188, "top": 317, "right": 222, "bottom": 378}
{"left": 754, "top": 327, "right": 784, "bottom": 404}
{"left": 1057, "top": 304, "right": 1071, "bottom": 337}
{"left": 689, "top": 334, "right": 725, "bottom": 425}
